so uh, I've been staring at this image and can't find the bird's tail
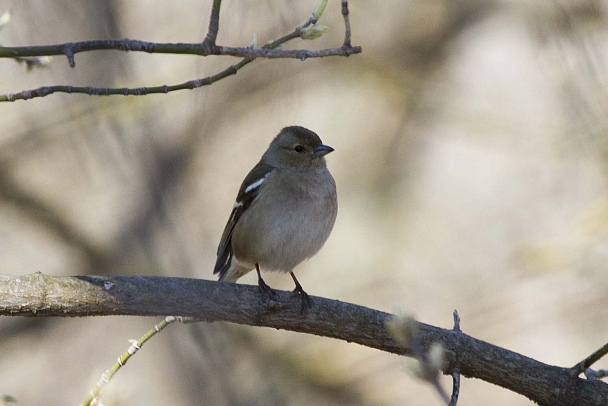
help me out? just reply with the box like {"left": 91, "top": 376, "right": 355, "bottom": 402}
{"left": 218, "top": 262, "right": 251, "bottom": 283}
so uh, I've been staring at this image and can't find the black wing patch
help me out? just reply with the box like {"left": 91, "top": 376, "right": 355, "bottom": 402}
{"left": 213, "top": 161, "right": 274, "bottom": 280}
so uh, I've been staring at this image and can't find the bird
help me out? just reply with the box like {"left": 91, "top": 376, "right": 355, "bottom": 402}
{"left": 213, "top": 126, "right": 337, "bottom": 307}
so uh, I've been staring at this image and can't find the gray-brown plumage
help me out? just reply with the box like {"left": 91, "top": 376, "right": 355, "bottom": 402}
{"left": 213, "top": 126, "right": 337, "bottom": 301}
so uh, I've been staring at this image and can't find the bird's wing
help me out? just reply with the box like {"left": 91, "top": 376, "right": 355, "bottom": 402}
{"left": 213, "top": 161, "right": 275, "bottom": 279}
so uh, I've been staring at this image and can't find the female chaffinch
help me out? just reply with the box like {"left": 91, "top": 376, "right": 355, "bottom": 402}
{"left": 213, "top": 126, "right": 338, "bottom": 305}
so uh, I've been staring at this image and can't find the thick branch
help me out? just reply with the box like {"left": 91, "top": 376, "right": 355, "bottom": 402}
{"left": 0, "top": 273, "right": 606, "bottom": 406}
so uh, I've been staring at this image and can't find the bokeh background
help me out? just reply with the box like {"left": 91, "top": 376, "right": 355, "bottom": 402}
{"left": 1, "top": 0, "right": 607, "bottom": 405}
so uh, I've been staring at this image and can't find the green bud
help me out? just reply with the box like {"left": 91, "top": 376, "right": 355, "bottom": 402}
{"left": 301, "top": 24, "right": 328, "bottom": 40}
{"left": 313, "top": 0, "right": 328, "bottom": 21}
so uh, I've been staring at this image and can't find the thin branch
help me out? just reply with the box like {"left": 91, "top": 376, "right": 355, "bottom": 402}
{"left": 0, "top": 40, "right": 209, "bottom": 60}
{"left": 452, "top": 309, "right": 461, "bottom": 332}
{"left": 81, "top": 316, "right": 179, "bottom": 406}
{"left": 0, "top": 1, "right": 361, "bottom": 102}
{"left": 449, "top": 310, "right": 461, "bottom": 406}
{"left": 0, "top": 44, "right": 361, "bottom": 102}
{"left": 0, "top": 57, "right": 252, "bottom": 102}
{"left": 449, "top": 372, "right": 460, "bottom": 406}
{"left": 341, "top": 0, "right": 353, "bottom": 47}
{"left": 1, "top": 273, "right": 607, "bottom": 406}
{"left": 586, "top": 369, "right": 608, "bottom": 381}
{"left": 202, "top": 0, "right": 222, "bottom": 50}
{"left": 213, "top": 45, "right": 360, "bottom": 59}
{"left": 0, "top": 41, "right": 360, "bottom": 62}
{"left": 571, "top": 342, "right": 608, "bottom": 377}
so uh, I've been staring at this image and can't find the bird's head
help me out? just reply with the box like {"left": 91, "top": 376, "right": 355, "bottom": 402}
{"left": 263, "top": 126, "right": 334, "bottom": 171}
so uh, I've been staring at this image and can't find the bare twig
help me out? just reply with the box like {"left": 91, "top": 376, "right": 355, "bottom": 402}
{"left": 586, "top": 369, "right": 608, "bottom": 381}
{"left": 82, "top": 316, "right": 179, "bottom": 406}
{"left": 341, "top": 0, "right": 352, "bottom": 47}
{"left": 449, "top": 310, "right": 461, "bottom": 406}
{"left": 0, "top": 1, "right": 361, "bottom": 102}
{"left": 202, "top": 0, "right": 222, "bottom": 50}
{"left": 571, "top": 342, "right": 608, "bottom": 378}
{"left": 210, "top": 45, "right": 360, "bottom": 59}
{"left": 449, "top": 372, "right": 460, "bottom": 406}
{"left": 1, "top": 57, "right": 252, "bottom": 102}
{"left": 452, "top": 310, "right": 461, "bottom": 332}
{"left": 81, "top": 315, "right": 206, "bottom": 404}
{"left": 0, "top": 41, "right": 360, "bottom": 61}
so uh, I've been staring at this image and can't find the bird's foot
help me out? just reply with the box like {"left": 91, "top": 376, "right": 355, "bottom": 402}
{"left": 290, "top": 272, "right": 312, "bottom": 314}
{"left": 257, "top": 266, "right": 279, "bottom": 301}
{"left": 293, "top": 285, "right": 312, "bottom": 314}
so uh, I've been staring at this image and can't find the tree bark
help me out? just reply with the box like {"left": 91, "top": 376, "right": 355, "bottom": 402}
{"left": 1, "top": 272, "right": 606, "bottom": 406}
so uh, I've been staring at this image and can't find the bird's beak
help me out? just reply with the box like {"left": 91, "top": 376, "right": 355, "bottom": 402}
{"left": 313, "top": 144, "right": 334, "bottom": 158}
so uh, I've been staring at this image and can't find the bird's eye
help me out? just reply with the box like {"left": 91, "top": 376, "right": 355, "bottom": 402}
{"left": 294, "top": 145, "right": 304, "bottom": 153}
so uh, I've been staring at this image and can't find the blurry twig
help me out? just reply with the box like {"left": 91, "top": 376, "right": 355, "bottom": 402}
{"left": 82, "top": 316, "right": 179, "bottom": 406}
{"left": 0, "top": 0, "right": 361, "bottom": 102}
{"left": 12, "top": 55, "right": 52, "bottom": 72}
{"left": 0, "top": 394, "right": 17, "bottom": 406}
{"left": 0, "top": 166, "right": 110, "bottom": 270}
{"left": 0, "top": 9, "right": 52, "bottom": 72}
{"left": 386, "top": 309, "right": 449, "bottom": 404}
{"left": 0, "top": 9, "right": 11, "bottom": 31}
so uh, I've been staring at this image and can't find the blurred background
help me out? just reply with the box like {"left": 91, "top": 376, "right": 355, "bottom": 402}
{"left": 0, "top": 0, "right": 607, "bottom": 405}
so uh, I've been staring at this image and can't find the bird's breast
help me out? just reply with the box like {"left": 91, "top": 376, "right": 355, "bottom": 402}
{"left": 231, "top": 168, "right": 337, "bottom": 272}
